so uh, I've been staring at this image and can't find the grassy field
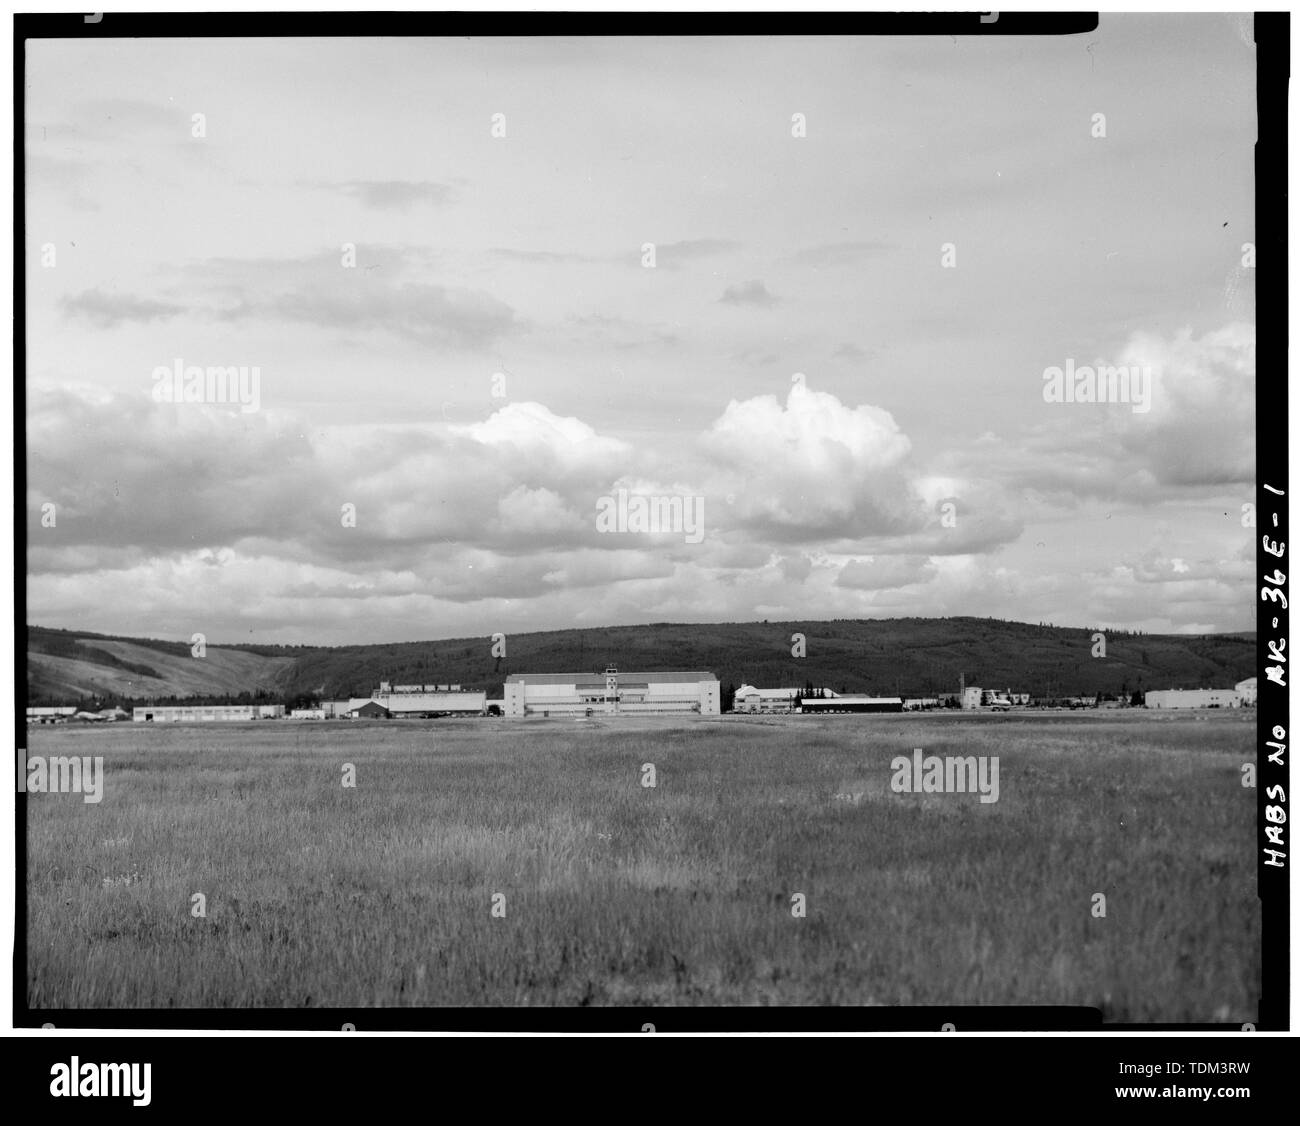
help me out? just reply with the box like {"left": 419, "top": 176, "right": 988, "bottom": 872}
{"left": 25, "top": 711, "right": 1259, "bottom": 1020}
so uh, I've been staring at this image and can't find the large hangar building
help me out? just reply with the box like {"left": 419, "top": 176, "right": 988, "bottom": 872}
{"left": 505, "top": 667, "right": 719, "bottom": 716}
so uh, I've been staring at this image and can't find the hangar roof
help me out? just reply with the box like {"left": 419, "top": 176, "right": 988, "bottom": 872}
{"left": 505, "top": 671, "right": 717, "bottom": 684}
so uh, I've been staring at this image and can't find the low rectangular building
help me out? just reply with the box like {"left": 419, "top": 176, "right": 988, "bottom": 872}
{"left": 799, "top": 695, "right": 903, "bottom": 714}
{"left": 1145, "top": 689, "right": 1241, "bottom": 710}
{"left": 372, "top": 690, "right": 486, "bottom": 717}
{"left": 26, "top": 706, "right": 77, "bottom": 723}
{"left": 903, "top": 697, "right": 940, "bottom": 711}
{"left": 133, "top": 704, "right": 285, "bottom": 722}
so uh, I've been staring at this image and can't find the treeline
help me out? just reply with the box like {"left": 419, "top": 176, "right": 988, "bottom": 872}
{"left": 27, "top": 689, "right": 292, "bottom": 711}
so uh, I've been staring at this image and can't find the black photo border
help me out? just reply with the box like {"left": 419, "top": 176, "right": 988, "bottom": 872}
{"left": 12, "top": 8, "right": 1287, "bottom": 1040}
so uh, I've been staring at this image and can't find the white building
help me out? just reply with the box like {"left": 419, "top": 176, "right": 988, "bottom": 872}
{"left": 133, "top": 704, "right": 285, "bottom": 722}
{"left": 364, "top": 689, "right": 486, "bottom": 717}
{"left": 1144, "top": 689, "right": 1241, "bottom": 710}
{"left": 1235, "top": 677, "right": 1257, "bottom": 706}
{"left": 734, "top": 685, "right": 838, "bottom": 713}
{"left": 26, "top": 706, "right": 77, "bottom": 723}
{"left": 903, "top": 697, "right": 940, "bottom": 711}
{"left": 505, "top": 667, "right": 719, "bottom": 717}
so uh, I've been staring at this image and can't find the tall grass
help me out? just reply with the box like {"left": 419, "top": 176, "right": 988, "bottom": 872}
{"left": 26, "top": 712, "right": 1258, "bottom": 1018}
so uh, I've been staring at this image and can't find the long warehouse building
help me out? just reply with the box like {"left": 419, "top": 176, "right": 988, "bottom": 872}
{"left": 799, "top": 695, "right": 904, "bottom": 714}
{"left": 505, "top": 667, "right": 719, "bottom": 716}
{"left": 1144, "top": 689, "right": 1241, "bottom": 709}
{"left": 133, "top": 704, "right": 285, "bottom": 722}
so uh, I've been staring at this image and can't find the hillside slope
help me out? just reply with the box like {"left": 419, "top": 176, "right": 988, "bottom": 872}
{"left": 27, "top": 619, "right": 1256, "bottom": 706}
{"left": 27, "top": 632, "right": 295, "bottom": 703}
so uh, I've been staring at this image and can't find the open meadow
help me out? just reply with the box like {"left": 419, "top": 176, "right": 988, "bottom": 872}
{"left": 25, "top": 711, "right": 1259, "bottom": 1020}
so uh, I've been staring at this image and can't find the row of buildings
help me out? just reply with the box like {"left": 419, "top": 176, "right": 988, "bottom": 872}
{"left": 123, "top": 670, "right": 719, "bottom": 722}
{"left": 28, "top": 671, "right": 1263, "bottom": 725}
{"left": 26, "top": 705, "right": 130, "bottom": 724}
{"left": 731, "top": 684, "right": 1021, "bottom": 714}
{"left": 131, "top": 691, "right": 489, "bottom": 723}
{"left": 123, "top": 670, "right": 720, "bottom": 721}
{"left": 732, "top": 676, "right": 1260, "bottom": 714}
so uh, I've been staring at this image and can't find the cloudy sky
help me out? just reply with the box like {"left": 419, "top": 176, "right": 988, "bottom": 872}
{"left": 26, "top": 18, "right": 1257, "bottom": 646}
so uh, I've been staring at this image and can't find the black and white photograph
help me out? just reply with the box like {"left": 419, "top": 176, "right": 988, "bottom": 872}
{"left": 14, "top": 7, "right": 1286, "bottom": 1058}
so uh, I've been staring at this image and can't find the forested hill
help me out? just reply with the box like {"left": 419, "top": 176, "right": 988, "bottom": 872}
{"left": 27, "top": 618, "right": 1256, "bottom": 706}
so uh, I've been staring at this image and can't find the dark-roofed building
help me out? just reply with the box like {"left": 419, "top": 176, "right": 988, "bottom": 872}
{"left": 798, "top": 695, "right": 903, "bottom": 714}
{"left": 347, "top": 700, "right": 392, "bottom": 719}
{"left": 504, "top": 666, "right": 719, "bottom": 716}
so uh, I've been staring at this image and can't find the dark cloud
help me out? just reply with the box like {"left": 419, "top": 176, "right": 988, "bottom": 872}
{"left": 27, "top": 386, "right": 318, "bottom": 555}
{"left": 492, "top": 239, "right": 738, "bottom": 268}
{"left": 154, "top": 250, "right": 515, "bottom": 348}
{"left": 719, "top": 279, "right": 778, "bottom": 307}
{"left": 492, "top": 247, "right": 601, "bottom": 264}
{"left": 26, "top": 389, "right": 633, "bottom": 570}
{"left": 785, "top": 240, "right": 892, "bottom": 267}
{"left": 657, "top": 239, "right": 741, "bottom": 265}
{"left": 337, "top": 180, "right": 456, "bottom": 209}
{"left": 60, "top": 290, "right": 186, "bottom": 327}
{"left": 250, "top": 282, "right": 516, "bottom": 348}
